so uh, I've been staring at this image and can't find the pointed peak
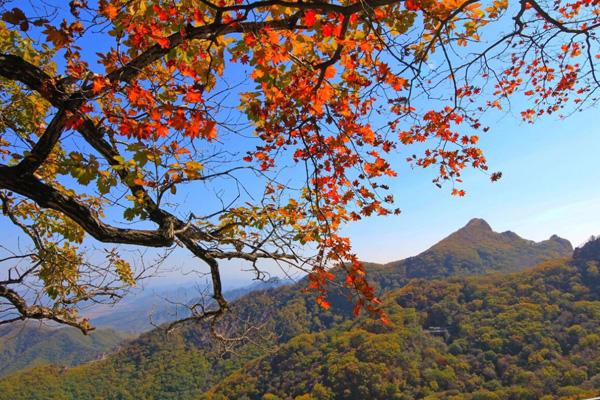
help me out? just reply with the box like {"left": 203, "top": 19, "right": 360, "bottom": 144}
{"left": 549, "top": 234, "right": 571, "bottom": 245}
{"left": 548, "top": 234, "right": 571, "bottom": 245}
{"left": 463, "top": 218, "right": 492, "bottom": 231}
{"left": 427, "top": 218, "right": 495, "bottom": 252}
{"left": 501, "top": 230, "right": 520, "bottom": 239}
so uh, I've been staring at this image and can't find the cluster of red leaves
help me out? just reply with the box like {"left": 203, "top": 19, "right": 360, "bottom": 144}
{"left": 398, "top": 107, "right": 489, "bottom": 190}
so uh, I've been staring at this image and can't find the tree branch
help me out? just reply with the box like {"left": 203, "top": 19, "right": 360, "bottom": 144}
{"left": 0, "top": 284, "right": 93, "bottom": 334}
{"left": 0, "top": 54, "right": 63, "bottom": 102}
{"left": 0, "top": 166, "right": 175, "bottom": 247}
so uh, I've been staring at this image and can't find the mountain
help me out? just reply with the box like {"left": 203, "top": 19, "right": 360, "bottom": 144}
{"left": 0, "top": 219, "right": 575, "bottom": 399}
{"left": 89, "top": 277, "right": 294, "bottom": 333}
{"left": 87, "top": 284, "right": 198, "bottom": 334}
{"left": 221, "top": 277, "right": 294, "bottom": 301}
{"left": 574, "top": 235, "right": 600, "bottom": 261}
{"left": 0, "top": 323, "right": 129, "bottom": 378}
{"left": 402, "top": 218, "right": 573, "bottom": 276}
{"left": 362, "top": 218, "right": 572, "bottom": 291}
{"left": 203, "top": 238, "right": 600, "bottom": 400}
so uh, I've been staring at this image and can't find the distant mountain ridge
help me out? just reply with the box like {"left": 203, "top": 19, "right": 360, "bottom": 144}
{"left": 89, "top": 277, "right": 294, "bottom": 333}
{"left": 0, "top": 219, "right": 578, "bottom": 399}
{"left": 0, "top": 279, "right": 293, "bottom": 378}
{"left": 401, "top": 218, "right": 572, "bottom": 276}
{"left": 574, "top": 234, "right": 600, "bottom": 261}
{"left": 0, "top": 324, "right": 128, "bottom": 378}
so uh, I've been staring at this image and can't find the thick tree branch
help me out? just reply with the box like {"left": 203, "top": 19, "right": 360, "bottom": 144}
{"left": 0, "top": 54, "right": 63, "bottom": 101}
{"left": 0, "top": 54, "right": 88, "bottom": 175}
{"left": 0, "top": 166, "right": 175, "bottom": 247}
{"left": 11, "top": 110, "right": 68, "bottom": 174}
{"left": 0, "top": 284, "right": 92, "bottom": 334}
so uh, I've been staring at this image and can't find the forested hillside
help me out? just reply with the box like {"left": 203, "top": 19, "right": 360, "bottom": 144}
{"left": 0, "top": 324, "right": 128, "bottom": 378}
{"left": 204, "top": 239, "right": 600, "bottom": 399}
{"left": 0, "top": 220, "right": 576, "bottom": 399}
{"left": 0, "top": 280, "right": 295, "bottom": 383}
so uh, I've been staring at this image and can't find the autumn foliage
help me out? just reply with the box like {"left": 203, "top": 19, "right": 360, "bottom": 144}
{"left": 0, "top": 0, "right": 599, "bottom": 331}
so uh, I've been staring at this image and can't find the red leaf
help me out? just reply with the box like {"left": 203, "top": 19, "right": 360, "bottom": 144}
{"left": 202, "top": 120, "right": 217, "bottom": 140}
{"left": 405, "top": 0, "right": 420, "bottom": 10}
{"left": 321, "top": 23, "right": 334, "bottom": 37}
{"left": 304, "top": 10, "right": 317, "bottom": 27}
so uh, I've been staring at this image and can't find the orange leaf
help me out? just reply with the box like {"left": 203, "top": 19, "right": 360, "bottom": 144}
{"left": 92, "top": 77, "right": 109, "bottom": 94}
{"left": 43, "top": 25, "right": 70, "bottom": 47}
{"left": 100, "top": 2, "right": 118, "bottom": 20}
{"left": 316, "top": 296, "right": 331, "bottom": 310}
{"left": 324, "top": 66, "right": 336, "bottom": 79}
{"left": 184, "top": 90, "right": 203, "bottom": 103}
{"left": 202, "top": 120, "right": 217, "bottom": 140}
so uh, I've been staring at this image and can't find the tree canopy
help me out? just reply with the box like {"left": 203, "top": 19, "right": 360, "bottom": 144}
{"left": 0, "top": 0, "right": 598, "bottom": 332}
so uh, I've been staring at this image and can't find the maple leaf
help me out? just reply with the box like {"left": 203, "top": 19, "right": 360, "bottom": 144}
{"left": 321, "top": 23, "right": 334, "bottom": 37}
{"left": 170, "top": 109, "right": 188, "bottom": 131}
{"left": 490, "top": 171, "right": 503, "bottom": 181}
{"left": 202, "top": 120, "right": 217, "bottom": 140}
{"left": 99, "top": 1, "right": 118, "bottom": 20}
{"left": 252, "top": 68, "right": 265, "bottom": 79}
{"left": 304, "top": 10, "right": 317, "bottom": 27}
{"left": 324, "top": 66, "right": 336, "bottom": 79}
{"left": 92, "top": 77, "right": 109, "bottom": 94}
{"left": 65, "top": 114, "right": 84, "bottom": 130}
{"left": 2, "top": 7, "right": 27, "bottom": 29}
{"left": 184, "top": 90, "right": 203, "bottom": 103}
{"left": 316, "top": 296, "right": 331, "bottom": 310}
{"left": 43, "top": 25, "right": 70, "bottom": 47}
{"left": 154, "top": 36, "right": 170, "bottom": 49}
{"left": 405, "top": 0, "right": 420, "bottom": 10}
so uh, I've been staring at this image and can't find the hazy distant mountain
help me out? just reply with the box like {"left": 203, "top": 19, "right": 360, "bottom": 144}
{"left": 221, "top": 277, "right": 294, "bottom": 301}
{"left": 0, "top": 219, "right": 577, "bottom": 399}
{"left": 0, "top": 323, "right": 129, "bottom": 378}
{"left": 0, "top": 278, "right": 292, "bottom": 380}
{"left": 89, "top": 277, "right": 294, "bottom": 333}
{"left": 87, "top": 285, "right": 200, "bottom": 334}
